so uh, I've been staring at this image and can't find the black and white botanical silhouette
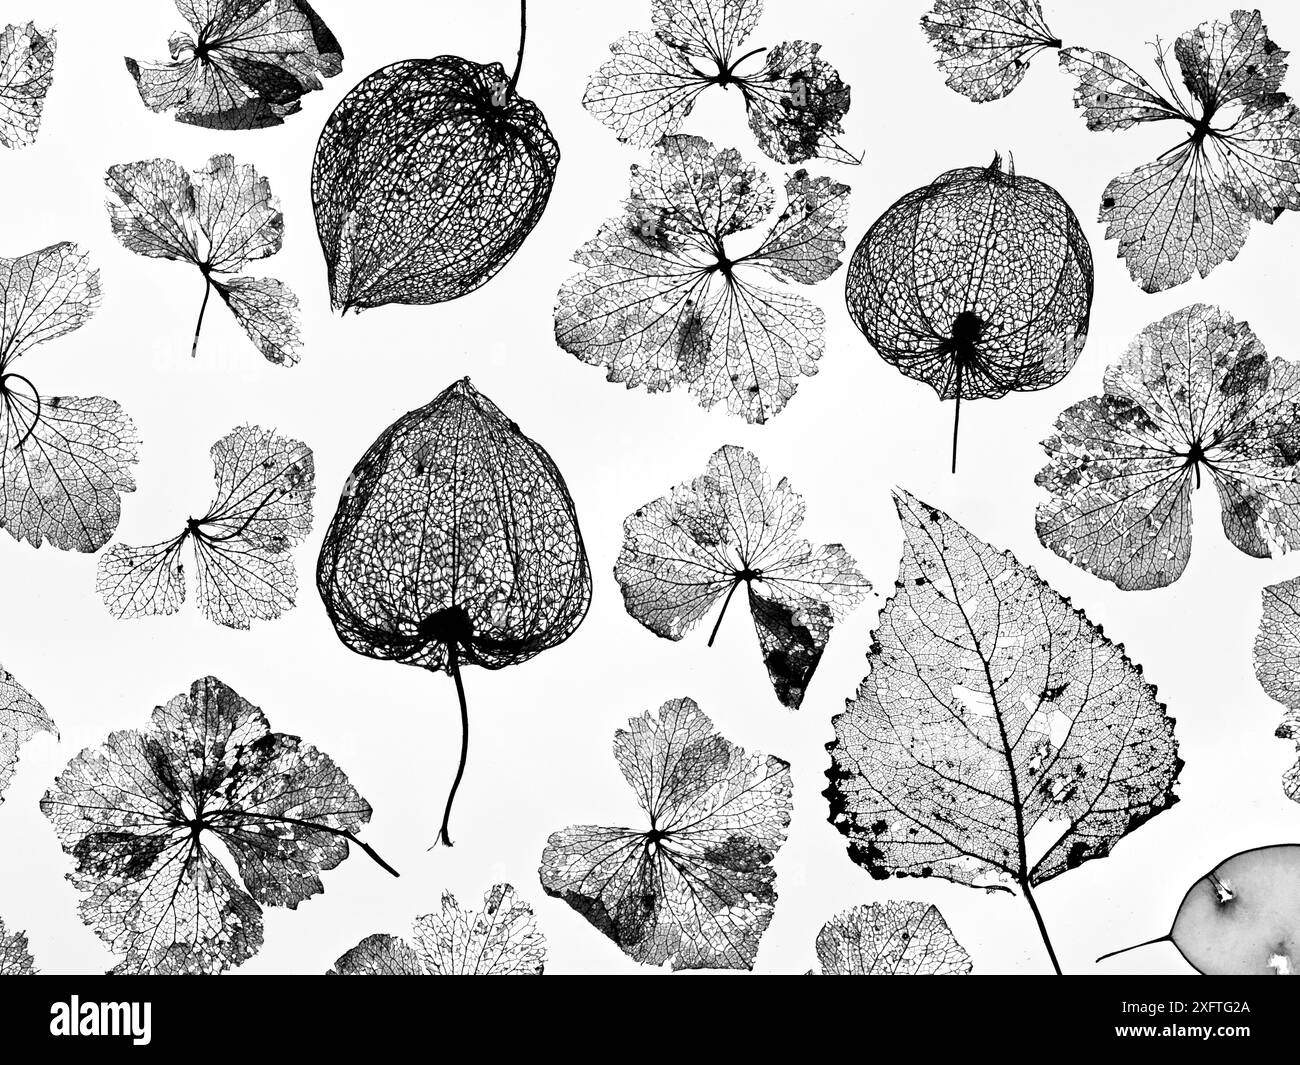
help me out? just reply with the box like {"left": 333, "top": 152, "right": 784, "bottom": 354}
{"left": 1254, "top": 578, "right": 1300, "bottom": 803}
{"left": 1099, "top": 845, "right": 1300, "bottom": 975}
{"left": 0, "top": 22, "right": 55, "bottom": 148}
{"left": 126, "top": 0, "right": 342, "bottom": 129}
{"left": 827, "top": 491, "right": 1181, "bottom": 974}
{"left": 105, "top": 154, "right": 301, "bottom": 365}
{"left": 1060, "top": 9, "right": 1300, "bottom": 292}
{"left": 1037, "top": 304, "right": 1300, "bottom": 591}
{"left": 921, "top": 0, "right": 1061, "bottom": 102}
{"left": 97, "top": 426, "right": 314, "bottom": 629}
{"left": 330, "top": 884, "right": 546, "bottom": 975}
{"left": 41, "top": 676, "right": 397, "bottom": 975}
{"left": 317, "top": 378, "right": 590, "bottom": 846}
{"left": 845, "top": 154, "right": 1092, "bottom": 472}
{"left": 556, "top": 134, "right": 850, "bottom": 423}
{"left": 1, "top": 663, "right": 56, "bottom": 806}
{"left": 311, "top": 1, "right": 556, "bottom": 312}
{"left": 615, "top": 444, "right": 868, "bottom": 709}
{"left": 0, "top": 917, "right": 36, "bottom": 974}
{"left": 540, "top": 696, "right": 791, "bottom": 971}
{"left": 809, "top": 901, "right": 972, "bottom": 975}
{"left": 0, "top": 242, "right": 140, "bottom": 552}
{"left": 585, "top": 0, "right": 855, "bottom": 164}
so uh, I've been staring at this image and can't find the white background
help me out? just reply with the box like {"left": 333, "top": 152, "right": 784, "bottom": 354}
{"left": 1, "top": 0, "right": 1298, "bottom": 976}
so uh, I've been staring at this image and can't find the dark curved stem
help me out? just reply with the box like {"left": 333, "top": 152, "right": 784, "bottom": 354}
{"left": 220, "top": 811, "right": 399, "bottom": 878}
{"left": 1021, "top": 879, "right": 1063, "bottom": 975}
{"left": 1096, "top": 934, "right": 1170, "bottom": 964}
{"left": 437, "top": 649, "right": 471, "bottom": 847}
{"left": 725, "top": 46, "right": 768, "bottom": 77}
{"left": 192, "top": 277, "right": 212, "bottom": 359}
{"left": 2, "top": 372, "right": 41, "bottom": 449}
{"left": 707, "top": 577, "right": 744, "bottom": 647}
{"left": 951, "top": 367, "right": 962, "bottom": 475}
{"left": 507, "top": 0, "right": 527, "bottom": 93}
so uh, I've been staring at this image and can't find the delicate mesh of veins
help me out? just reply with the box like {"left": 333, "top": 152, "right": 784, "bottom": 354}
{"left": 921, "top": 0, "right": 1061, "bottom": 102}
{"left": 1037, "top": 304, "right": 1300, "bottom": 591}
{"left": 311, "top": 54, "right": 558, "bottom": 312}
{"left": 1, "top": 663, "right": 56, "bottom": 805}
{"left": 126, "top": 0, "right": 342, "bottom": 129}
{"left": 0, "top": 917, "right": 36, "bottom": 974}
{"left": 105, "top": 154, "right": 301, "bottom": 365}
{"left": 40, "top": 676, "right": 393, "bottom": 975}
{"left": 615, "top": 444, "right": 868, "bottom": 708}
{"left": 0, "top": 22, "right": 54, "bottom": 148}
{"left": 330, "top": 884, "right": 546, "bottom": 975}
{"left": 845, "top": 153, "right": 1093, "bottom": 471}
{"left": 540, "top": 696, "right": 792, "bottom": 971}
{"left": 1060, "top": 9, "right": 1300, "bottom": 291}
{"left": 1254, "top": 577, "right": 1300, "bottom": 803}
{"left": 97, "top": 425, "right": 314, "bottom": 629}
{"left": 585, "top": 0, "right": 856, "bottom": 164}
{"left": 809, "top": 901, "right": 972, "bottom": 975}
{"left": 827, "top": 491, "right": 1180, "bottom": 973}
{"left": 556, "top": 134, "right": 851, "bottom": 423}
{"left": 0, "top": 242, "right": 139, "bottom": 552}
{"left": 318, "top": 378, "right": 590, "bottom": 844}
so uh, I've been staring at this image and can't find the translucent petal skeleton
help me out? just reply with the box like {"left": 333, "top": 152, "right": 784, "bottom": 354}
{"left": 540, "top": 697, "right": 792, "bottom": 971}
{"left": 97, "top": 425, "right": 315, "bottom": 629}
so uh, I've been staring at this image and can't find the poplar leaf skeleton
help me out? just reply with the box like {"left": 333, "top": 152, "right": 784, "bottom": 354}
{"left": 555, "top": 134, "right": 851, "bottom": 423}
{"left": 97, "top": 425, "right": 314, "bottom": 629}
{"left": 827, "top": 491, "right": 1181, "bottom": 974}
{"left": 40, "top": 676, "right": 396, "bottom": 975}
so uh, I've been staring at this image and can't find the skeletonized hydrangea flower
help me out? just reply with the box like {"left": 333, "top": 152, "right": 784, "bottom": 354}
{"left": 1060, "top": 9, "right": 1300, "bottom": 291}
{"left": 97, "top": 426, "right": 314, "bottom": 629}
{"left": 1037, "top": 304, "right": 1300, "bottom": 591}
{"left": 126, "top": 0, "right": 342, "bottom": 129}
{"left": 616, "top": 444, "right": 868, "bottom": 708}
{"left": 585, "top": 0, "right": 855, "bottom": 164}
{"left": 921, "top": 0, "right": 1061, "bottom": 102}
{"left": 0, "top": 22, "right": 55, "bottom": 148}
{"left": 540, "top": 696, "right": 791, "bottom": 971}
{"left": 330, "top": 884, "right": 546, "bottom": 975}
{"left": 105, "top": 154, "right": 302, "bottom": 365}
{"left": 0, "top": 918, "right": 36, "bottom": 974}
{"left": 809, "top": 901, "right": 972, "bottom": 975}
{"left": 41, "top": 676, "right": 396, "bottom": 975}
{"left": 556, "top": 134, "right": 850, "bottom": 423}
{"left": 1254, "top": 578, "right": 1300, "bottom": 804}
{"left": 1, "top": 663, "right": 56, "bottom": 806}
{"left": 0, "top": 242, "right": 140, "bottom": 552}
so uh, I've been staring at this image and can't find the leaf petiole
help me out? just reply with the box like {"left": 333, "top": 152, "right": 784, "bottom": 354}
{"left": 1021, "top": 878, "right": 1063, "bottom": 975}
{"left": 192, "top": 274, "right": 213, "bottom": 359}
{"left": 707, "top": 576, "right": 745, "bottom": 647}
